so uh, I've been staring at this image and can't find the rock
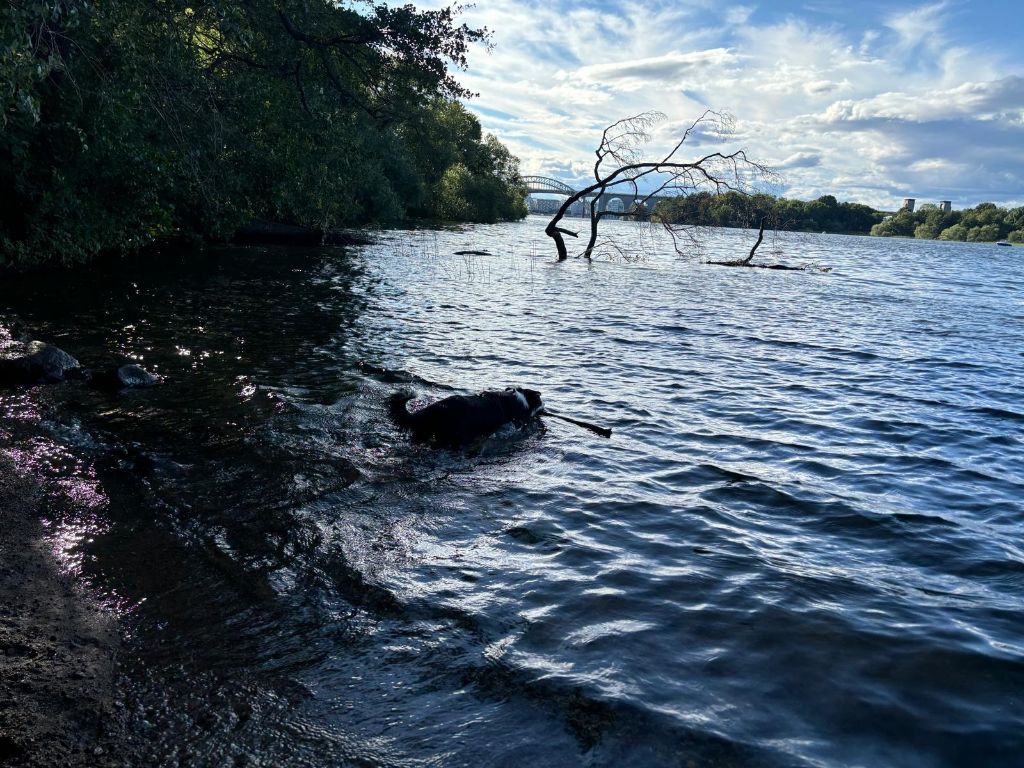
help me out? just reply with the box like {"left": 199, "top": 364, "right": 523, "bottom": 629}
{"left": 88, "top": 364, "right": 160, "bottom": 392}
{"left": 25, "top": 342, "right": 81, "bottom": 381}
{"left": 114, "top": 364, "right": 159, "bottom": 388}
{"left": 0, "top": 343, "right": 81, "bottom": 388}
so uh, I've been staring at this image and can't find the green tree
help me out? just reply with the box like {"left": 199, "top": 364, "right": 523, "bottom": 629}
{"left": 840, "top": 202, "right": 883, "bottom": 233}
{"left": 1005, "top": 207, "right": 1024, "bottom": 230}
{"left": 1, "top": 0, "right": 525, "bottom": 267}
{"left": 654, "top": 190, "right": 883, "bottom": 235}
{"left": 961, "top": 202, "right": 1001, "bottom": 229}
{"left": 938, "top": 224, "right": 968, "bottom": 241}
{"left": 871, "top": 210, "right": 915, "bottom": 237}
{"left": 967, "top": 224, "right": 1001, "bottom": 242}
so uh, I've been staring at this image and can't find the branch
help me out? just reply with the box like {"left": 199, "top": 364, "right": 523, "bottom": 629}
{"left": 743, "top": 216, "right": 767, "bottom": 264}
{"left": 276, "top": 11, "right": 374, "bottom": 48}
{"left": 706, "top": 217, "right": 768, "bottom": 266}
{"left": 294, "top": 61, "right": 313, "bottom": 117}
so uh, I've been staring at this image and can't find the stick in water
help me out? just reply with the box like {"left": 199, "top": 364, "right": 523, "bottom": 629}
{"left": 542, "top": 410, "right": 612, "bottom": 438}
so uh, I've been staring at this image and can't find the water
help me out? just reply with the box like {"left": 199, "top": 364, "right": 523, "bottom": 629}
{"left": 2, "top": 217, "right": 1023, "bottom": 767}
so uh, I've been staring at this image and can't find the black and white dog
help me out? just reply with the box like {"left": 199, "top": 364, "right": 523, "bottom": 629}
{"left": 390, "top": 387, "right": 544, "bottom": 446}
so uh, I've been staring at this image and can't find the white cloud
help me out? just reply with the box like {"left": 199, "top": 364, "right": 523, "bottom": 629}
{"left": 779, "top": 152, "right": 822, "bottom": 169}
{"left": 573, "top": 49, "right": 739, "bottom": 92}
{"left": 432, "top": 0, "right": 1024, "bottom": 208}
{"left": 908, "top": 158, "right": 959, "bottom": 173}
{"left": 803, "top": 80, "right": 842, "bottom": 96}
{"left": 884, "top": 2, "right": 949, "bottom": 53}
{"left": 821, "top": 77, "right": 1024, "bottom": 124}
{"left": 725, "top": 5, "right": 756, "bottom": 25}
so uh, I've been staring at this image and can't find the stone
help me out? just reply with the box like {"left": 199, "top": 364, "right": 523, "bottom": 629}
{"left": 25, "top": 343, "right": 81, "bottom": 382}
{"left": 89, "top": 364, "right": 159, "bottom": 391}
{"left": 0, "top": 343, "right": 81, "bottom": 387}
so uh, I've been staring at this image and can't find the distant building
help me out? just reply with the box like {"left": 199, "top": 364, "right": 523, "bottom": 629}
{"left": 526, "top": 195, "right": 586, "bottom": 217}
{"left": 526, "top": 196, "right": 562, "bottom": 215}
{"left": 902, "top": 198, "right": 916, "bottom": 212}
{"left": 939, "top": 200, "right": 951, "bottom": 214}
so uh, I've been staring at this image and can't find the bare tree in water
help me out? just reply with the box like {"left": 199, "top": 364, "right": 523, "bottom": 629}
{"left": 544, "top": 110, "right": 775, "bottom": 261}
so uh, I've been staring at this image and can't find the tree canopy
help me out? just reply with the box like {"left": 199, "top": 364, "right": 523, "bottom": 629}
{"left": 1, "top": 1, "right": 526, "bottom": 267}
{"left": 872, "top": 202, "right": 1024, "bottom": 242}
{"left": 655, "top": 191, "right": 883, "bottom": 234}
{"left": 656, "top": 191, "right": 1024, "bottom": 244}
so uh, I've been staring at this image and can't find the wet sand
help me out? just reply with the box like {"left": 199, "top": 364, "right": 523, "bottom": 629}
{"left": 0, "top": 460, "right": 124, "bottom": 767}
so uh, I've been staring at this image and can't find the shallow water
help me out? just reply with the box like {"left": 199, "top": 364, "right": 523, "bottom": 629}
{"left": 2, "top": 217, "right": 1023, "bottom": 767}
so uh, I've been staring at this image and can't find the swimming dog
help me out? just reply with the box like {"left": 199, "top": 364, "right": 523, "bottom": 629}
{"left": 390, "top": 387, "right": 543, "bottom": 446}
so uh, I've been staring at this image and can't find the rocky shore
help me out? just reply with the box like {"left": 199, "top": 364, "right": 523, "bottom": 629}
{"left": 0, "top": 460, "right": 125, "bottom": 767}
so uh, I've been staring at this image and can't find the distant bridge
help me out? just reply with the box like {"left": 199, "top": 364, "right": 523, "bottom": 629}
{"left": 521, "top": 174, "right": 673, "bottom": 217}
{"left": 522, "top": 175, "right": 577, "bottom": 196}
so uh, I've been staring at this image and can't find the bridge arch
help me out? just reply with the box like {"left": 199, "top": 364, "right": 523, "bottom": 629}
{"left": 521, "top": 176, "right": 578, "bottom": 196}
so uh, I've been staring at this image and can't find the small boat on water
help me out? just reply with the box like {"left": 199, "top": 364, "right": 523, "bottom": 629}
{"left": 995, "top": 241, "right": 1012, "bottom": 247}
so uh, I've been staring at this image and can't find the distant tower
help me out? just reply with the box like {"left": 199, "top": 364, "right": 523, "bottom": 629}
{"left": 939, "top": 200, "right": 951, "bottom": 214}
{"left": 902, "top": 198, "right": 916, "bottom": 212}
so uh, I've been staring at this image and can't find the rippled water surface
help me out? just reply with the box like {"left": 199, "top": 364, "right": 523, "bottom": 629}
{"left": 2, "top": 217, "right": 1023, "bottom": 767}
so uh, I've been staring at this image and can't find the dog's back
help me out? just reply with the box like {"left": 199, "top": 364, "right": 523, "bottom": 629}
{"left": 390, "top": 388, "right": 542, "bottom": 446}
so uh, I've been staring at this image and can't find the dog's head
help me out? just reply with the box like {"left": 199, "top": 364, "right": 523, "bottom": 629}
{"left": 507, "top": 387, "right": 544, "bottom": 417}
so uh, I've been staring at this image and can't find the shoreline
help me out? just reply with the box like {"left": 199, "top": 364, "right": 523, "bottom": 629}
{"left": 0, "top": 458, "right": 126, "bottom": 767}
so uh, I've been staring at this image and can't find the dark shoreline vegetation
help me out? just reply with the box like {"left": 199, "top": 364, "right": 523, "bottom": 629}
{"left": 654, "top": 191, "right": 1024, "bottom": 243}
{"left": 1, "top": 1, "right": 527, "bottom": 268}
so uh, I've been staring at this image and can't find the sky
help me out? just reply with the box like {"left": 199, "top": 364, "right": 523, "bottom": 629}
{"left": 429, "top": 0, "right": 1024, "bottom": 210}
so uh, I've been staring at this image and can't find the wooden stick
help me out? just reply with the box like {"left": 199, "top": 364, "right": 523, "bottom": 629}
{"left": 542, "top": 411, "right": 612, "bottom": 438}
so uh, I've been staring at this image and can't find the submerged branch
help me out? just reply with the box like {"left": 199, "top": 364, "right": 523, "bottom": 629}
{"left": 706, "top": 217, "right": 768, "bottom": 267}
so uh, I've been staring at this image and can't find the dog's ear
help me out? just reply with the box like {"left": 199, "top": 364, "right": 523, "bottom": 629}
{"left": 521, "top": 388, "right": 543, "bottom": 408}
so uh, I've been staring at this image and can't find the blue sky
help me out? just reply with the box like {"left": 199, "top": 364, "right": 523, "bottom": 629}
{"left": 430, "top": 0, "right": 1024, "bottom": 209}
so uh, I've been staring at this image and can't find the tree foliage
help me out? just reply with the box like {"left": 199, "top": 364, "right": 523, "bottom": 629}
{"left": 655, "top": 190, "right": 882, "bottom": 234}
{"left": 872, "top": 202, "right": 1022, "bottom": 242}
{"left": 658, "top": 191, "right": 1024, "bottom": 245}
{"left": 1, "top": 0, "right": 525, "bottom": 267}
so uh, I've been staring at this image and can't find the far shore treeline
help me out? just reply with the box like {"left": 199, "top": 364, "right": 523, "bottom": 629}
{"left": 1, "top": 1, "right": 527, "bottom": 267}
{"left": 655, "top": 192, "right": 883, "bottom": 235}
{"left": 654, "top": 191, "right": 1024, "bottom": 243}
{"left": 868, "top": 201, "right": 1024, "bottom": 243}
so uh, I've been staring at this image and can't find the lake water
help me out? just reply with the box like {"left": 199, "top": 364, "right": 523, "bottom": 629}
{"left": 2, "top": 216, "right": 1023, "bottom": 767}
